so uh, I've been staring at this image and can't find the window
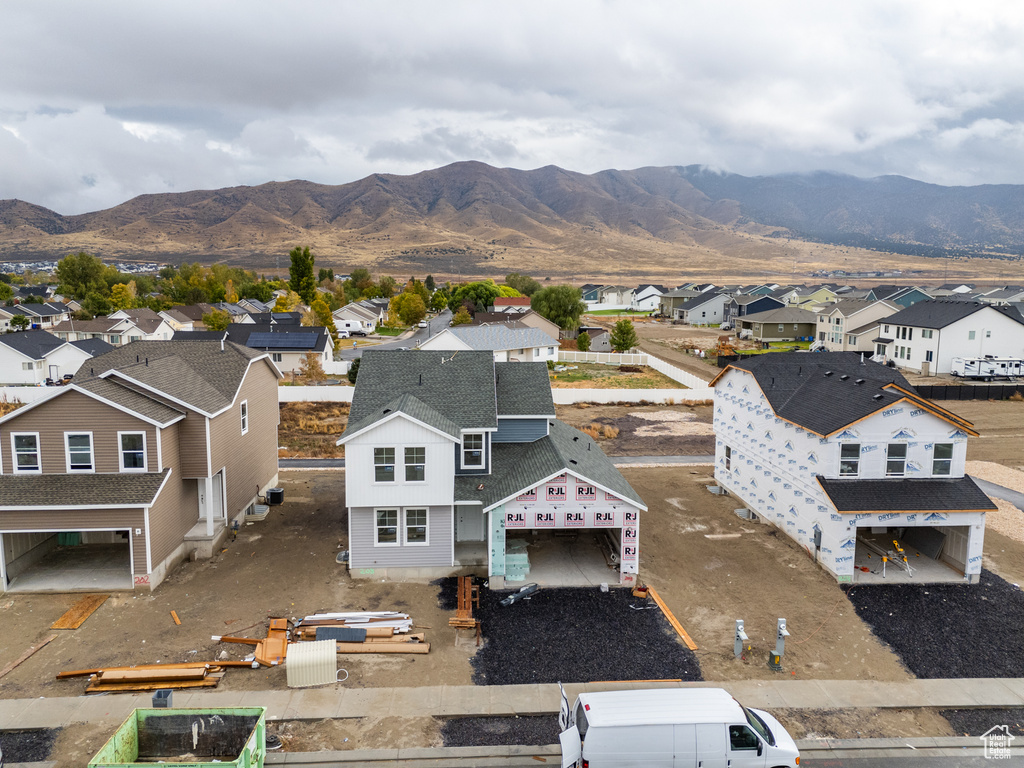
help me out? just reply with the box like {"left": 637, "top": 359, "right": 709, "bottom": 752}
{"left": 840, "top": 444, "right": 860, "bottom": 476}
{"left": 886, "top": 443, "right": 907, "bottom": 476}
{"left": 969, "top": 330, "right": 976, "bottom": 340}
{"left": 925, "top": 350, "right": 934, "bottom": 363}
{"left": 119, "top": 432, "right": 146, "bottom": 471}
{"left": 922, "top": 329, "right": 934, "bottom": 339}
{"left": 876, "top": 344, "right": 886, "bottom": 356}
{"left": 986, "top": 330, "right": 992, "bottom": 338}
{"left": 729, "top": 725, "right": 760, "bottom": 751}
{"left": 240, "top": 400, "right": 248, "bottom": 435}
{"left": 933, "top": 443, "right": 953, "bottom": 476}
{"left": 21, "top": 362, "right": 33, "bottom": 371}
{"left": 110, "top": 335, "right": 120, "bottom": 345}
{"left": 405, "top": 447, "right": 425, "bottom": 481}
{"left": 374, "top": 448, "right": 395, "bottom": 482}
{"left": 272, "top": 353, "right": 283, "bottom": 363}
{"left": 65, "top": 432, "right": 94, "bottom": 472}
{"left": 374, "top": 509, "right": 398, "bottom": 545}
{"left": 883, "top": 324, "right": 890, "bottom": 333}
{"left": 405, "top": 508, "right": 427, "bottom": 544}
{"left": 777, "top": 324, "right": 785, "bottom": 332}
{"left": 12, "top": 433, "right": 41, "bottom": 473}
{"left": 725, "top": 445, "right": 732, "bottom": 470}
{"left": 462, "top": 433, "right": 484, "bottom": 468}
{"left": 129, "top": 335, "right": 141, "bottom": 342}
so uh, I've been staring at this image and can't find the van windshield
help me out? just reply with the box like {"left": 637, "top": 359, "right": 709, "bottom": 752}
{"left": 575, "top": 702, "right": 589, "bottom": 739}
{"left": 743, "top": 707, "right": 774, "bottom": 746}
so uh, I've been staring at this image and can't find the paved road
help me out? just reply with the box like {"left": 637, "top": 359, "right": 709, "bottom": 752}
{"left": 337, "top": 309, "right": 452, "bottom": 360}
{"left": 279, "top": 455, "right": 716, "bottom": 470}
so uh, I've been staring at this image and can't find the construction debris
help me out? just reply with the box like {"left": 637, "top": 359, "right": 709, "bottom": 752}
{"left": 56, "top": 661, "right": 227, "bottom": 694}
{"left": 213, "top": 617, "right": 289, "bottom": 666}
{"left": 449, "top": 575, "right": 482, "bottom": 645}
{"left": 50, "top": 594, "right": 108, "bottom": 630}
{"left": 293, "top": 611, "right": 429, "bottom": 653}
{"left": 0, "top": 634, "right": 58, "bottom": 679}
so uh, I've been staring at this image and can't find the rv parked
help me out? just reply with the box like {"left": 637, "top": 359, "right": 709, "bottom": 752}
{"left": 558, "top": 686, "right": 800, "bottom": 768}
{"left": 951, "top": 356, "right": 1024, "bottom": 381}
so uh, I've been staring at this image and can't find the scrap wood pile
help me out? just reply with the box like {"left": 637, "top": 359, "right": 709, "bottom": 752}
{"left": 293, "top": 611, "right": 429, "bottom": 653}
{"left": 448, "top": 576, "right": 481, "bottom": 629}
{"left": 56, "top": 662, "right": 246, "bottom": 693}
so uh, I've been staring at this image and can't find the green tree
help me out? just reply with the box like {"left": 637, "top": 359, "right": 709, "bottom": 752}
{"left": 347, "top": 357, "right": 360, "bottom": 384}
{"left": 505, "top": 272, "right": 541, "bottom": 296}
{"left": 311, "top": 298, "right": 339, "bottom": 348}
{"left": 239, "top": 281, "right": 273, "bottom": 303}
{"left": 425, "top": 274, "right": 436, "bottom": 292}
{"left": 56, "top": 252, "right": 108, "bottom": 300}
{"left": 10, "top": 314, "right": 30, "bottom": 331}
{"left": 452, "top": 307, "right": 473, "bottom": 325}
{"left": 390, "top": 292, "right": 427, "bottom": 326}
{"left": 430, "top": 288, "right": 450, "bottom": 312}
{"left": 610, "top": 319, "right": 639, "bottom": 352}
{"left": 81, "top": 292, "right": 112, "bottom": 318}
{"left": 288, "top": 246, "right": 317, "bottom": 305}
{"left": 447, "top": 280, "right": 502, "bottom": 313}
{"left": 0, "top": 282, "right": 11, "bottom": 302}
{"left": 202, "top": 309, "right": 231, "bottom": 331}
{"left": 377, "top": 275, "right": 397, "bottom": 298}
{"left": 318, "top": 268, "right": 331, "bottom": 284}
{"left": 531, "top": 285, "right": 586, "bottom": 331}
{"left": 577, "top": 331, "right": 591, "bottom": 352}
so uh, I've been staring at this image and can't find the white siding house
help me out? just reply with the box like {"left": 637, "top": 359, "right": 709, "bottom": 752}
{"left": 419, "top": 325, "right": 559, "bottom": 363}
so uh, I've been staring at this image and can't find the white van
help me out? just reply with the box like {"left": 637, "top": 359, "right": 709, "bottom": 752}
{"left": 559, "top": 686, "right": 800, "bottom": 768}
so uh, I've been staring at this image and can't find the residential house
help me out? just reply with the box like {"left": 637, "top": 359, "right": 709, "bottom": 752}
{"left": 736, "top": 307, "right": 817, "bottom": 342}
{"left": 712, "top": 352, "right": 995, "bottom": 584}
{"left": 979, "top": 287, "right": 1024, "bottom": 306}
{"left": 657, "top": 287, "right": 702, "bottom": 317}
{"left": 0, "top": 340, "right": 281, "bottom": 593}
{"left": 577, "top": 326, "right": 612, "bottom": 352}
{"left": 472, "top": 310, "right": 561, "bottom": 340}
{"left": 158, "top": 308, "right": 196, "bottom": 332}
{"left": 874, "top": 300, "right": 1024, "bottom": 375}
{"left": 106, "top": 308, "right": 175, "bottom": 341}
{"left": 579, "top": 284, "right": 604, "bottom": 303}
{"left": 0, "top": 303, "right": 71, "bottom": 332}
{"left": 815, "top": 299, "right": 899, "bottom": 352}
{"left": 492, "top": 297, "right": 533, "bottom": 313}
{"left": 337, "top": 350, "right": 646, "bottom": 587}
{"left": 175, "top": 323, "right": 334, "bottom": 374}
{"left": 334, "top": 300, "right": 384, "bottom": 335}
{"left": 930, "top": 283, "right": 976, "bottom": 297}
{"left": 790, "top": 285, "right": 839, "bottom": 309}
{"left": 0, "top": 331, "right": 113, "bottom": 385}
{"left": 50, "top": 314, "right": 174, "bottom": 347}
{"left": 723, "top": 294, "right": 785, "bottom": 327}
{"left": 674, "top": 292, "right": 729, "bottom": 325}
{"left": 866, "top": 285, "right": 932, "bottom": 308}
{"left": 419, "top": 325, "right": 559, "bottom": 363}
{"left": 630, "top": 285, "right": 668, "bottom": 312}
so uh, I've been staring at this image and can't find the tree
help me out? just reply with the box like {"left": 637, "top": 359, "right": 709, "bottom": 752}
{"left": 447, "top": 280, "right": 502, "bottom": 314}
{"left": 239, "top": 280, "right": 273, "bottom": 303}
{"left": 10, "top": 314, "right": 30, "bottom": 331}
{"left": 56, "top": 252, "right": 107, "bottom": 300}
{"left": 311, "top": 298, "right": 339, "bottom": 348}
{"left": 202, "top": 309, "right": 231, "bottom": 331}
{"left": 531, "top": 285, "right": 586, "bottom": 331}
{"left": 318, "top": 268, "right": 332, "bottom": 284}
{"left": 273, "top": 290, "right": 302, "bottom": 312}
{"left": 505, "top": 272, "right": 541, "bottom": 296}
{"left": 299, "top": 352, "right": 326, "bottom": 382}
{"left": 430, "top": 288, "right": 450, "bottom": 312}
{"left": 610, "top": 319, "right": 639, "bottom": 352}
{"left": 0, "top": 282, "right": 11, "bottom": 302}
{"left": 390, "top": 292, "right": 427, "bottom": 326}
{"left": 377, "top": 275, "right": 397, "bottom": 298}
{"left": 288, "top": 246, "right": 317, "bottom": 305}
{"left": 452, "top": 307, "right": 473, "bottom": 325}
{"left": 425, "top": 274, "right": 435, "bottom": 293}
{"left": 577, "top": 331, "right": 591, "bottom": 352}
{"left": 109, "top": 282, "right": 137, "bottom": 311}
{"left": 81, "top": 292, "right": 111, "bottom": 318}
{"left": 224, "top": 279, "right": 239, "bottom": 304}
{"left": 347, "top": 357, "right": 361, "bottom": 384}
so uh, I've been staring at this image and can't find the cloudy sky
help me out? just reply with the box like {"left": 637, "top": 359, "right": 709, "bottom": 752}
{"left": 3, "top": 1, "right": 1023, "bottom": 214}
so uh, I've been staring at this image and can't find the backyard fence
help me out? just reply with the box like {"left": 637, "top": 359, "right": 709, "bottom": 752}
{"left": 914, "top": 384, "right": 1024, "bottom": 401}
{"left": 557, "top": 350, "right": 711, "bottom": 389}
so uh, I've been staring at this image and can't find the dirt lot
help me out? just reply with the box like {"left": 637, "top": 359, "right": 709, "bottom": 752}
{"left": 549, "top": 362, "right": 680, "bottom": 389}
{"left": 278, "top": 402, "right": 348, "bottom": 458}
{"left": 555, "top": 403, "right": 715, "bottom": 455}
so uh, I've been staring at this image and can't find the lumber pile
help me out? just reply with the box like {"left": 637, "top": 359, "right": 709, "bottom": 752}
{"left": 57, "top": 662, "right": 227, "bottom": 693}
{"left": 448, "top": 576, "right": 481, "bottom": 629}
{"left": 213, "top": 617, "right": 289, "bottom": 666}
{"left": 293, "top": 611, "right": 429, "bottom": 654}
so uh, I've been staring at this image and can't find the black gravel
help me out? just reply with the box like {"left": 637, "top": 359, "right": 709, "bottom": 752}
{"left": 435, "top": 576, "right": 459, "bottom": 611}
{"left": 942, "top": 709, "right": 1024, "bottom": 737}
{"left": 440, "top": 715, "right": 560, "bottom": 747}
{"left": 0, "top": 729, "right": 60, "bottom": 763}
{"left": 843, "top": 568, "right": 1024, "bottom": 678}
{"left": 441, "top": 579, "right": 702, "bottom": 685}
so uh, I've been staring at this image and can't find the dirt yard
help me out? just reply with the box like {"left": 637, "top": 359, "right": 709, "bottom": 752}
{"left": 278, "top": 402, "right": 348, "bottom": 458}
{"left": 549, "top": 362, "right": 680, "bottom": 389}
{"left": 555, "top": 403, "right": 715, "bottom": 455}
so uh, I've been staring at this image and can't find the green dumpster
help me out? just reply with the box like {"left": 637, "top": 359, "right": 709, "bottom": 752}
{"left": 88, "top": 707, "right": 266, "bottom": 768}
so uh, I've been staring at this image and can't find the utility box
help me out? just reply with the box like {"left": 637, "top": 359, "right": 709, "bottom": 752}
{"left": 89, "top": 708, "right": 267, "bottom": 768}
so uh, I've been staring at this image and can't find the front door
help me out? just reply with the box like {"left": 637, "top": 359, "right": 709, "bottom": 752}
{"left": 456, "top": 507, "right": 484, "bottom": 541}
{"left": 212, "top": 471, "right": 225, "bottom": 521}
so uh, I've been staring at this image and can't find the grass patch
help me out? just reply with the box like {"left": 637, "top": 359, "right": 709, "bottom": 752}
{"left": 550, "top": 362, "right": 681, "bottom": 389}
{"left": 374, "top": 327, "right": 406, "bottom": 336}
{"left": 584, "top": 309, "right": 653, "bottom": 316}
{"left": 278, "top": 402, "right": 349, "bottom": 458}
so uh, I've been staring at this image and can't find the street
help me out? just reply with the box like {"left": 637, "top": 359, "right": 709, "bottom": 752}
{"left": 337, "top": 309, "right": 452, "bottom": 359}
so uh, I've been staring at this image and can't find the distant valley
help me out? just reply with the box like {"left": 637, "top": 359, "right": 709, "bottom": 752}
{"left": 1, "top": 162, "right": 1022, "bottom": 281}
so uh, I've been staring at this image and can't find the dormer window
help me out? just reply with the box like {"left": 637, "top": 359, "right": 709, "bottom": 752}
{"left": 462, "top": 434, "right": 484, "bottom": 468}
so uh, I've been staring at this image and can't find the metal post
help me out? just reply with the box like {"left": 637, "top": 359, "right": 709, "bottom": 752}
{"left": 734, "top": 620, "right": 748, "bottom": 659}
{"left": 776, "top": 618, "right": 790, "bottom": 657}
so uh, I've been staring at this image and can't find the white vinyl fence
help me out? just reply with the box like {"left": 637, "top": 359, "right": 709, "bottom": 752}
{"left": 551, "top": 388, "right": 713, "bottom": 405}
{"left": 0, "top": 387, "right": 62, "bottom": 405}
{"left": 557, "top": 350, "right": 711, "bottom": 389}
{"left": 279, "top": 385, "right": 355, "bottom": 402}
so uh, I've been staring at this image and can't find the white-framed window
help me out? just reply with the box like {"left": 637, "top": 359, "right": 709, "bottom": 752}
{"left": 12, "top": 432, "right": 41, "bottom": 473}
{"left": 404, "top": 446, "right": 426, "bottom": 482}
{"left": 724, "top": 445, "right": 732, "bottom": 470}
{"left": 986, "top": 330, "right": 992, "bottom": 338}
{"left": 932, "top": 443, "right": 953, "bottom": 476}
{"left": 110, "top": 335, "right": 120, "bottom": 344}
{"left": 240, "top": 400, "right": 248, "bottom": 435}
{"left": 462, "top": 433, "right": 484, "bottom": 468}
{"left": 374, "top": 447, "right": 395, "bottom": 482}
{"left": 404, "top": 508, "right": 428, "bottom": 545}
{"left": 119, "top": 431, "right": 147, "bottom": 471}
{"left": 65, "top": 432, "right": 94, "bottom": 472}
{"left": 922, "top": 329, "right": 933, "bottom": 339}
{"left": 374, "top": 508, "right": 399, "bottom": 546}
{"left": 21, "top": 362, "right": 33, "bottom": 371}
{"left": 777, "top": 324, "right": 785, "bottom": 332}
{"left": 272, "top": 353, "right": 283, "bottom": 363}
{"left": 886, "top": 443, "right": 907, "bottom": 476}
{"left": 840, "top": 443, "right": 860, "bottom": 476}
{"left": 968, "top": 330, "right": 976, "bottom": 340}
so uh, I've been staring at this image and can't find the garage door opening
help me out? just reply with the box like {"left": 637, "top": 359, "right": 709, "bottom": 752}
{"left": 503, "top": 529, "right": 622, "bottom": 587}
{"left": 2, "top": 531, "right": 133, "bottom": 593}
{"left": 854, "top": 525, "right": 969, "bottom": 584}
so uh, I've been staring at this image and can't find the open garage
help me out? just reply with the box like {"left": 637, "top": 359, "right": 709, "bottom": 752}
{"left": 2, "top": 530, "right": 134, "bottom": 592}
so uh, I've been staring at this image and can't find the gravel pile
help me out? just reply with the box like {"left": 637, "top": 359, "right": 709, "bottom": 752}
{"left": 455, "top": 581, "right": 702, "bottom": 685}
{"left": 440, "top": 715, "right": 560, "bottom": 747}
{"left": 0, "top": 729, "right": 59, "bottom": 763}
{"left": 942, "top": 708, "right": 1024, "bottom": 736}
{"left": 843, "top": 569, "right": 1024, "bottom": 678}
{"left": 435, "top": 577, "right": 459, "bottom": 611}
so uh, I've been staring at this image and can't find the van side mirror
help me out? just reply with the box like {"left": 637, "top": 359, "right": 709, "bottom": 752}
{"left": 756, "top": 741, "right": 763, "bottom": 756}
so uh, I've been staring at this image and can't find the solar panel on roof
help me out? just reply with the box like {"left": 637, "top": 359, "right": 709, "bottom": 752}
{"left": 248, "top": 332, "right": 319, "bottom": 350}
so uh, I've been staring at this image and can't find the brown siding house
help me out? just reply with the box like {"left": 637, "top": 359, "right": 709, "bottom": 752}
{"left": 0, "top": 340, "right": 280, "bottom": 593}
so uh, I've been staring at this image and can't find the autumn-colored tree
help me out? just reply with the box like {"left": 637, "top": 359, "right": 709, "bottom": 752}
{"left": 299, "top": 352, "right": 326, "bottom": 382}
{"left": 312, "top": 298, "right": 339, "bottom": 348}
{"left": 452, "top": 307, "right": 473, "bottom": 325}
{"left": 202, "top": 309, "right": 231, "bottom": 331}
{"left": 224, "top": 279, "right": 239, "bottom": 303}
{"left": 273, "top": 290, "right": 302, "bottom": 312}
{"left": 109, "top": 282, "right": 137, "bottom": 311}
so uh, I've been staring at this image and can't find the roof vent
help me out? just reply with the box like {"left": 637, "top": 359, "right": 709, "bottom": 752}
{"left": 382, "top": 408, "right": 392, "bottom": 415}
{"left": 873, "top": 394, "right": 884, "bottom": 400}
{"left": 570, "top": 459, "right": 578, "bottom": 465}
{"left": 573, "top": 436, "right": 579, "bottom": 442}
{"left": 824, "top": 371, "right": 833, "bottom": 376}
{"left": 855, "top": 379, "right": 865, "bottom": 385}
{"left": 839, "top": 374, "right": 849, "bottom": 380}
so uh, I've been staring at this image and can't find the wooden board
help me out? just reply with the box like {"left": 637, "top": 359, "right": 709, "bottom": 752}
{"left": 0, "top": 634, "right": 58, "bottom": 679}
{"left": 58, "top": 661, "right": 226, "bottom": 679}
{"left": 85, "top": 678, "right": 221, "bottom": 693}
{"left": 335, "top": 641, "right": 430, "bottom": 654}
{"left": 647, "top": 587, "right": 698, "bottom": 651}
{"left": 98, "top": 667, "right": 210, "bottom": 682}
{"left": 50, "top": 594, "right": 109, "bottom": 630}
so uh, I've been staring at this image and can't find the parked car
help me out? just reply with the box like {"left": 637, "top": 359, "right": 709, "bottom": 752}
{"left": 418, "top": 321, "right": 428, "bottom": 328}
{"left": 350, "top": 329, "right": 367, "bottom": 337}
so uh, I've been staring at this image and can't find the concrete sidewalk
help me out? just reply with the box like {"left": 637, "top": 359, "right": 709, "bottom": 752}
{"left": 3, "top": 678, "right": 1024, "bottom": 730}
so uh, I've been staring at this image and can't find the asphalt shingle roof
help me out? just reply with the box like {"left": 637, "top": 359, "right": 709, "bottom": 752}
{"left": 454, "top": 420, "right": 645, "bottom": 510}
{"left": 445, "top": 325, "right": 558, "bottom": 351}
{"left": 882, "top": 299, "right": 1024, "bottom": 329}
{"left": 0, "top": 469, "right": 170, "bottom": 508}
{"left": 346, "top": 350, "right": 499, "bottom": 432}
{"left": 494, "top": 363, "right": 555, "bottom": 416}
{"left": 0, "top": 330, "right": 65, "bottom": 359}
{"left": 69, "top": 338, "right": 115, "bottom": 357}
{"left": 817, "top": 476, "right": 996, "bottom": 512}
{"left": 739, "top": 307, "right": 817, "bottom": 324}
{"left": 76, "top": 377, "right": 184, "bottom": 425}
{"left": 344, "top": 392, "right": 462, "bottom": 440}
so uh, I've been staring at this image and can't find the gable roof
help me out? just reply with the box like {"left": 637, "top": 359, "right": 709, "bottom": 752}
{"left": 817, "top": 476, "right": 996, "bottom": 513}
{"left": 0, "top": 329, "right": 66, "bottom": 360}
{"left": 69, "top": 338, "right": 116, "bottom": 357}
{"left": 444, "top": 324, "right": 557, "bottom": 351}
{"left": 495, "top": 362, "right": 555, "bottom": 416}
{"left": 882, "top": 299, "right": 1024, "bottom": 330}
{"left": 711, "top": 351, "right": 976, "bottom": 437}
{"left": 494, "top": 297, "right": 532, "bottom": 307}
{"left": 678, "top": 291, "right": 725, "bottom": 311}
{"left": 342, "top": 392, "right": 462, "bottom": 442}
{"left": 739, "top": 307, "right": 817, "bottom": 325}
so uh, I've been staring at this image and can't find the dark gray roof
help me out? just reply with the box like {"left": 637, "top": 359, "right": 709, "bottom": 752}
{"left": 678, "top": 291, "right": 725, "bottom": 311}
{"left": 175, "top": 325, "right": 328, "bottom": 353}
{"left": 346, "top": 350, "right": 499, "bottom": 432}
{"left": 0, "top": 469, "right": 170, "bottom": 508}
{"left": 0, "top": 329, "right": 65, "bottom": 359}
{"left": 716, "top": 352, "right": 974, "bottom": 437}
{"left": 454, "top": 420, "right": 645, "bottom": 510}
{"left": 445, "top": 325, "right": 557, "bottom": 350}
{"left": 739, "top": 307, "right": 817, "bottom": 325}
{"left": 344, "top": 392, "right": 461, "bottom": 440}
{"left": 882, "top": 299, "right": 1024, "bottom": 329}
{"left": 76, "top": 377, "right": 184, "bottom": 425}
{"left": 68, "top": 338, "right": 115, "bottom": 357}
{"left": 817, "top": 476, "right": 996, "bottom": 513}
{"left": 82, "top": 340, "right": 266, "bottom": 415}
{"left": 495, "top": 363, "right": 555, "bottom": 416}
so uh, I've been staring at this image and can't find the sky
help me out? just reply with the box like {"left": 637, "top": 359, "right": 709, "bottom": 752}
{"left": 2, "top": 1, "right": 1024, "bottom": 214}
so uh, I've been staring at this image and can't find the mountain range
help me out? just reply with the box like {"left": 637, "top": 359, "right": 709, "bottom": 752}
{"left": 1, "top": 162, "right": 1022, "bottom": 279}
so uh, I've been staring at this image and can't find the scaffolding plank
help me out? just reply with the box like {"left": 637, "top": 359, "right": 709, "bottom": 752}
{"left": 50, "top": 594, "right": 109, "bottom": 629}
{"left": 0, "top": 634, "right": 58, "bottom": 679}
{"left": 647, "top": 587, "right": 698, "bottom": 651}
